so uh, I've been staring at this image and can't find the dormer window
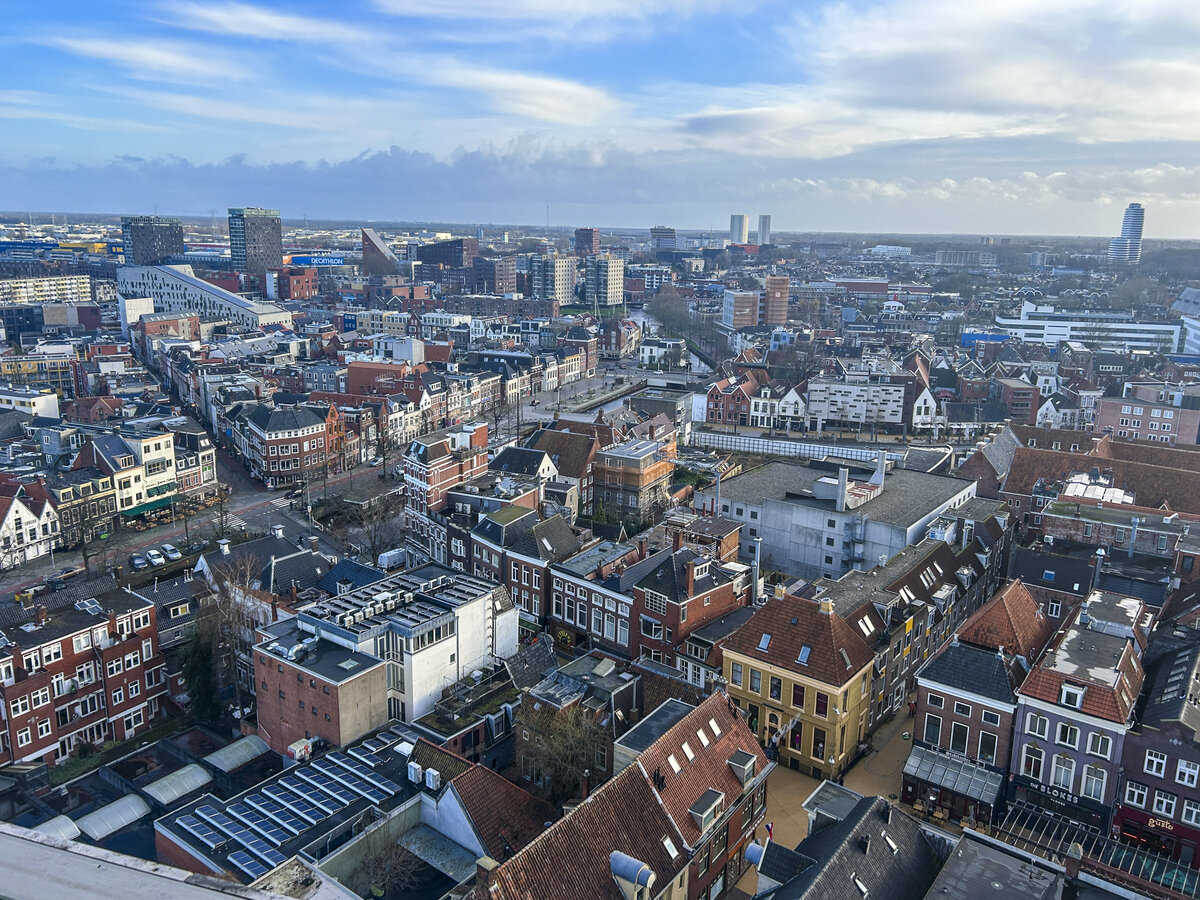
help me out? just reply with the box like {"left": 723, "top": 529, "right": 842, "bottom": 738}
{"left": 689, "top": 788, "right": 724, "bottom": 832}
{"left": 1061, "top": 684, "right": 1084, "bottom": 709}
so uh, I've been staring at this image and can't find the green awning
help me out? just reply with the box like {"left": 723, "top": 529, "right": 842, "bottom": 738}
{"left": 120, "top": 496, "right": 175, "bottom": 517}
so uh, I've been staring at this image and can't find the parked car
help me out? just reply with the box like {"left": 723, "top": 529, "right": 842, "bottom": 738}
{"left": 369, "top": 457, "right": 383, "bottom": 467}
{"left": 160, "top": 543, "right": 182, "bottom": 561}
{"left": 45, "top": 564, "right": 86, "bottom": 585}
{"left": 145, "top": 548, "right": 166, "bottom": 567}
{"left": 130, "top": 554, "right": 149, "bottom": 571}
{"left": 185, "top": 540, "right": 208, "bottom": 555}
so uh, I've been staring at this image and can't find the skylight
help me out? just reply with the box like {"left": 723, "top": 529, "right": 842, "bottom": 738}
{"left": 709, "top": 718, "right": 722, "bottom": 737}
{"left": 662, "top": 836, "right": 679, "bottom": 859}
{"left": 697, "top": 729, "right": 709, "bottom": 748}
{"left": 668, "top": 754, "right": 681, "bottom": 773}
{"left": 757, "top": 633, "right": 772, "bottom": 651}
{"left": 682, "top": 741, "right": 695, "bottom": 761}
{"left": 797, "top": 646, "right": 812, "bottom": 665}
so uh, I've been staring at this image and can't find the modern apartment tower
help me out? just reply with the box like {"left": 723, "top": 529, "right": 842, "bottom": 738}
{"left": 228, "top": 207, "right": 283, "bottom": 274}
{"left": 585, "top": 255, "right": 625, "bottom": 312}
{"left": 763, "top": 275, "right": 789, "bottom": 324}
{"left": 649, "top": 225, "right": 677, "bottom": 249}
{"left": 757, "top": 214, "right": 772, "bottom": 247}
{"left": 1107, "top": 202, "right": 1145, "bottom": 264}
{"left": 730, "top": 214, "right": 750, "bottom": 244}
{"left": 361, "top": 228, "right": 403, "bottom": 276}
{"left": 531, "top": 254, "right": 577, "bottom": 303}
{"left": 120, "top": 215, "right": 184, "bottom": 265}
{"left": 574, "top": 227, "right": 601, "bottom": 257}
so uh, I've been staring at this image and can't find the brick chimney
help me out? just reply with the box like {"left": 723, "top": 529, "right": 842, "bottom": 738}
{"left": 35, "top": 605, "right": 47, "bottom": 626}
{"left": 475, "top": 857, "right": 500, "bottom": 891}
{"left": 672, "top": 529, "right": 683, "bottom": 552}
{"left": 637, "top": 537, "right": 648, "bottom": 560}
{"left": 309, "top": 536, "right": 320, "bottom": 553}
{"left": 581, "top": 767, "right": 591, "bottom": 800}
{"left": 108, "top": 610, "right": 118, "bottom": 636}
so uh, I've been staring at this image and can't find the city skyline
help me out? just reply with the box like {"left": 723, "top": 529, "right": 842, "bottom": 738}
{"left": 4, "top": 1, "right": 1200, "bottom": 235}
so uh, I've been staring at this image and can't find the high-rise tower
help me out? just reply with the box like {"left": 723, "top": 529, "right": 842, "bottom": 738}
{"left": 228, "top": 207, "right": 283, "bottom": 274}
{"left": 757, "top": 214, "right": 772, "bottom": 247}
{"left": 120, "top": 215, "right": 184, "bottom": 265}
{"left": 730, "top": 214, "right": 749, "bottom": 244}
{"left": 1107, "top": 203, "right": 1144, "bottom": 264}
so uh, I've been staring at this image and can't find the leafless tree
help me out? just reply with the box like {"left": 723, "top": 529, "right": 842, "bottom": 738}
{"left": 208, "top": 552, "right": 264, "bottom": 722}
{"left": 359, "top": 826, "right": 424, "bottom": 900}
{"left": 518, "top": 703, "right": 605, "bottom": 806}
{"left": 349, "top": 494, "right": 405, "bottom": 565}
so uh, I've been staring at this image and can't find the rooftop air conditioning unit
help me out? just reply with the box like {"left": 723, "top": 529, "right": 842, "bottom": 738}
{"left": 425, "top": 768, "right": 441, "bottom": 791}
{"left": 407, "top": 761, "right": 424, "bottom": 784}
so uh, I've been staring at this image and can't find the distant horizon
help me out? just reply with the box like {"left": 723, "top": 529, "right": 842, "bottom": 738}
{"left": 5, "top": 209, "right": 1200, "bottom": 247}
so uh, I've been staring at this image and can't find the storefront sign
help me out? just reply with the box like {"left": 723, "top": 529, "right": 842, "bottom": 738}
{"left": 1149, "top": 817, "right": 1176, "bottom": 832}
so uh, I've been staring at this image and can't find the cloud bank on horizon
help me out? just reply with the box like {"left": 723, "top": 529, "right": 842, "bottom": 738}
{"left": 4, "top": 0, "right": 1200, "bottom": 236}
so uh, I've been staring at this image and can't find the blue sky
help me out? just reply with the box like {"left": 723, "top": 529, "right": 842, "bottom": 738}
{"left": 4, "top": 0, "right": 1200, "bottom": 236}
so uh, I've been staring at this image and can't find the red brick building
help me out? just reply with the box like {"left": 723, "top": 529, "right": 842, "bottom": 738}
{"left": 403, "top": 421, "right": 489, "bottom": 520}
{"left": 0, "top": 582, "right": 167, "bottom": 765}
{"left": 267, "top": 266, "right": 319, "bottom": 301}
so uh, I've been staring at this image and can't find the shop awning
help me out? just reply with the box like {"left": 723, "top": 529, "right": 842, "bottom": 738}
{"left": 903, "top": 745, "right": 1003, "bottom": 804}
{"left": 119, "top": 496, "right": 175, "bottom": 517}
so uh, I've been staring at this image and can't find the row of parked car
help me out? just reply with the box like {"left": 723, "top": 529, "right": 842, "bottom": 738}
{"left": 130, "top": 540, "right": 206, "bottom": 571}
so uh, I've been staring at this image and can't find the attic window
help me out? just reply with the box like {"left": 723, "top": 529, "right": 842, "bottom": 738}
{"left": 708, "top": 718, "right": 722, "bottom": 737}
{"left": 1061, "top": 684, "right": 1084, "bottom": 709}
{"left": 797, "top": 646, "right": 812, "bottom": 666}
{"left": 858, "top": 618, "right": 875, "bottom": 638}
{"left": 884, "top": 834, "right": 898, "bottom": 855}
{"left": 1043, "top": 570, "right": 1055, "bottom": 582}
{"left": 682, "top": 741, "right": 695, "bottom": 761}
{"left": 853, "top": 873, "right": 869, "bottom": 898}
{"left": 662, "top": 836, "right": 679, "bottom": 859}
{"left": 668, "top": 754, "right": 681, "bottom": 774}
{"left": 696, "top": 728, "right": 709, "bottom": 748}
{"left": 757, "top": 633, "right": 772, "bottom": 652}
{"left": 840, "top": 648, "right": 853, "bottom": 670}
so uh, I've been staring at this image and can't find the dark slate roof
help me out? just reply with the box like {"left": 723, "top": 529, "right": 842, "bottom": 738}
{"left": 631, "top": 547, "right": 726, "bottom": 602}
{"left": 0, "top": 410, "right": 33, "bottom": 441}
{"left": 0, "top": 575, "right": 119, "bottom": 628}
{"left": 264, "top": 550, "right": 329, "bottom": 595}
{"left": 770, "top": 797, "right": 937, "bottom": 900}
{"left": 757, "top": 841, "right": 815, "bottom": 885}
{"left": 504, "top": 633, "right": 559, "bottom": 690}
{"left": 316, "top": 558, "right": 385, "bottom": 595}
{"left": 246, "top": 404, "right": 325, "bottom": 433}
{"left": 918, "top": 641, "right": 1021, "bottom": 705}
{"left": 1139, "top": 642, "right": 1200, "bottom": 736}
{"left": 1010, "top": 546, "right": 1094, "bottom": 596}
{"left": 472, "top": 506, "right": 538, "bottom": 547}
{"left": 509, "top": 515, "right": 581, "bottom": 562}
{"left": 526, "top": 428, "right": 595, "bottom": 480}
{"left": 490, "top": 446, "right": 550, "bottom": 477}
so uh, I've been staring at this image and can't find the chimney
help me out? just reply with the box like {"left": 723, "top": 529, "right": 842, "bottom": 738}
{"left": 581, "top": 767, "right": 591, "bottom": 800}
{"left": 35, "top": 605, "right": 47, "bottom": 626}
{"left": 836, "top": 467, "right": 849, "bottom": 513}
{"left": 108, "top": 609, "right": 118, "bottom": 637}
{"left": 218, "top": 538, "right": 231, "bottom": 556}
{"left": 309, "top": 535, "right": 320, "bottom": 553}
{"left": 752, "top": 536, "right": 763, "bottom": 605}
{"left": 272, "top": 523, "right": 285, "bottom": 539}
{"left": 638, "top": 536, "right": 648, "bottom": 560}
{"left": 869, "top": 449, "right": 886, "bottom": 488}
{"left": 672, "top": 529, "right": 683, "bottom": 552}
{"left": 475, "top": 856, "right": 500, "bottom": 890}
{"left": 684, "top": 562, "right": 695, "bottom": 598}
{"left": 819, "top": 598, "right": 833, "bottom": 615}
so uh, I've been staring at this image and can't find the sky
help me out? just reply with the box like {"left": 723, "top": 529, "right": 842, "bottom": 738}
{"left": 4, "top": 0, "right": 1200, "bottom": 236}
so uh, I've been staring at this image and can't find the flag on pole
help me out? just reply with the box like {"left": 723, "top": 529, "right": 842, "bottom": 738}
{"left": 766, "top": 822, "right": 773, "bottom": 841}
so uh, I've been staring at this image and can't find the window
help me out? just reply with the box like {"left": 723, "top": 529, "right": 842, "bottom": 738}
{"left": 37, "top": 719, "right": 51, "bottom": 739}
{"left": 769, "top": 676, "right": 781, "bottom": 701}
{"left": 129, "top": 680, "right": 140, "bottom": 697}
{"left": 954, "top": 701, "right": 972, "bottom": 717}
{"left": 792, "top": 684, "right": 805, "bottom": 709}
{"left": 106, "top": 659, "right": 122, "bottom": 678}
{"left": 1153, "top": 790, "right": 1177, "bottom": 818}
{"left": 617, "top": 618, "right": 629, "bottom": 647}
{"left": 923, "top": 714, "right": 942, "bottom": 745}
{"left": 812, "top": 727, "right": 826, "bottom": 761}
{"left": 16, "top": 728, "right": 30, "bottom": 748}
{"left": 30, "top": 687, "right": 49, "bottom": 709}
{"left": 112, "top": 688, "right": 123, "bottom": 706}
{"left": 72, "top": 634, "right": 91, "bottom": 653}
{"left": 42, "top": 644, "right": 62, "bottom": 664}
{"left": 1047, "top": 599, "right": 1061, "bottom": 619}
{"left": 1125, "top": 781, "right": 1148, "bottom": 808}
{"left": 982, "top": 710, "right": 1001, "bottom": 727}
{"left": 1087, "top": 732, "right": 1112, "bottom": 759}
{"left": 730, "top": 662, "right": 743, "bottom": 687}
{"left": 1178, "top": 759, "right": 1200, "bottom": 788}
{"left": 1145, "top": 749, "right": 1167, "bottom": 778}
{"left": 1183, "top": 799, "right": 1200, "bottom": 827}
{"left": 978, "top": 731, "right": 998, "bottom": 765}
{"left": 1060, "top": 684, "right": 1084, "bottom": 708}
{"left": 1051, "top": 755, "right": 1075, "bottom": 790}
{"left": 1056, "top": 722, "right": 1080, "bottom": 749}
{"left": 1022, "top": 746, "right": 1044, "bottom": 781}
{"left": 1082, "top": 765, "right": 1106, "bottom": 802}
{"left": 1026, "top": 713, "right": 1049, "bottom": 739}
{"left": 749, "top": 669, "right": 762, "bottom": 694}
{"left": 927, "top": 693, "right": 944, "bottom": 709}
{"left": 10, "top": 696, "right": 28, "bottom": 716}
{"left": 950, "top": 722, "right": 969, "bottom": 754}
{"left": 816, "top": 692, "right": 829, "bottom": 717}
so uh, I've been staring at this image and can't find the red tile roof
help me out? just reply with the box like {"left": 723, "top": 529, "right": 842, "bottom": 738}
{"left": 1002, "top": 447, "right": 1200, "bottom": 514}
{"left": 450, "top": 765, "right": 556, "bottom": 862}
{"left": 957, "top": 580, "right": 1053, "bottom": 661}
{"left": 634, "top": 692, "right": 768, "bottom": 848}
{"left": 723, "top": 594, "right": 876, "bottom": 688}
{"left": 482, "top": 764, "right": 685, "bottom": 900}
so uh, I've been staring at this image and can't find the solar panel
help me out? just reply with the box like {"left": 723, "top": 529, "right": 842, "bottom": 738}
{"left": 315, "top": 758, "right": 387, "bottom": 803}
{"left": 261, "top": 785, "right": 325, "bottom": 824}
{"left": 295, "top": 769, "right": 354, "bottom": 806}
{"left": 329, "top": 752, "right": 400, "bottom": 796}
{"left": 245, "top": 795, "right": 305, "bottom": 834}
{"left": 176, "top": 814, "right": 223, "bottom": 850}
{"left": 196, "top": 805, "right": 286, "bottom": 868}
{"left": 366, "top": 771, "right": 402, "bottom": 795}
{"left": 227, "top": 802, "right": 290, "bottom": 846}
{"left": 360, "top": 735, "right": 395, "bottom": 754}
{"left": 229, "top": 850, "right": 268, "bottom": 880}
{"left": 348, "top": 746, "right": 384, "bottom": 767}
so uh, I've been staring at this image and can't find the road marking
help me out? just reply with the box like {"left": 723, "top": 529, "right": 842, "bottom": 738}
{"left": 269, "top": 497, "right": 291, "bottom": 508}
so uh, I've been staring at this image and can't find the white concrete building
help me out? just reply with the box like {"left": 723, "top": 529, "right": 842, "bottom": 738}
{"left": 995, "top": 300, "right": 1179, "bottom": 352}
{"left": 291, "top": 565, "right": 518, "bottom": 722}
{"left": 694, "top": 455, "right": 976, "bottom": 580}
{"left": 0, "top": 490, "right": 59, "bottom": 570}
{"left": 805, "top": 377, "right": 906, "bottom": 431}
{"left": 117, "top": 265, "right": 292, "bottom": 330}
{"left": 0, "top": 386, "right": 59, "bottom": 419}
{"left": 0, "top": 275, "right": 92, "bottom": 305}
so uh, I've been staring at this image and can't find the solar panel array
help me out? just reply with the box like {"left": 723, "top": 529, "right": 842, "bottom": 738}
{"left": 174, "top": 735, "right": 411, "bottom": 882}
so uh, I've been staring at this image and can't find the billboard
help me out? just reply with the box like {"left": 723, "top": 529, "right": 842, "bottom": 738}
{"left": 287, "top": 255, "right": 345, "bottom": 266}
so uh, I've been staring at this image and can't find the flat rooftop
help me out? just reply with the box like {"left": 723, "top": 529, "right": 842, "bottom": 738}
{"left": 614, "top": 698, "right": 695, "bottom": 755}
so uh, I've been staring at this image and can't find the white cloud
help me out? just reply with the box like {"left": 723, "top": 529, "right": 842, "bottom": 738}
{"left": 44, "top": 36, "right": 250, "bottom": 82}
{"left": 168, "top": 2, "right": 370, "bottom": 43}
